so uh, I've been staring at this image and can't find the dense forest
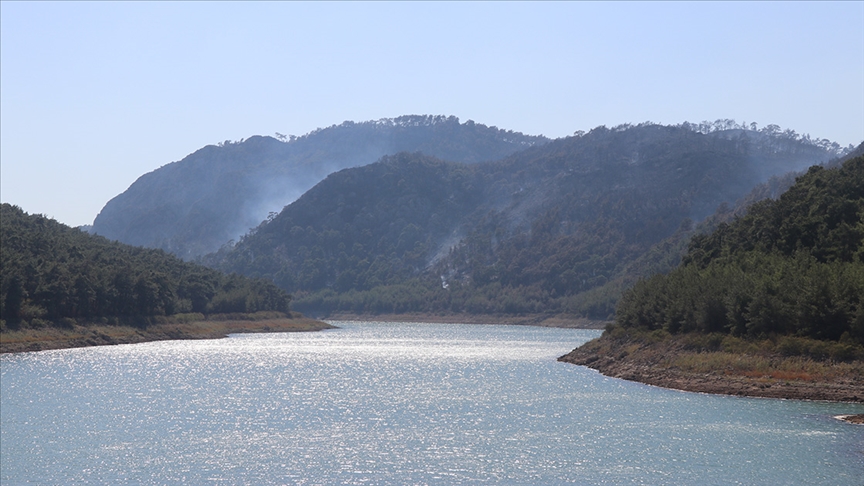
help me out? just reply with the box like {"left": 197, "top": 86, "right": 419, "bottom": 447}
{"left": 204, "top": 122, "right": 845, "bottom": 318}
{"left": 92, "top": 115, "right": 547, "bottom": 259}
{"left": 1, "top": 204, "right": 291, "bottom": 330}
{"left": 614, "top": 155, "right": 864, "bottom": 346}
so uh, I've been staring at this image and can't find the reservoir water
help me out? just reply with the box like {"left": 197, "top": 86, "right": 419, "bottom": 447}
{"left": 2, "top": 321, "right": 863, "bottom": 484}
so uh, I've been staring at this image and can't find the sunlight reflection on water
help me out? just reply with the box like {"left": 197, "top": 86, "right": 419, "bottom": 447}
{"left": 2, "top": 321, "right": 863, "bottom": 485}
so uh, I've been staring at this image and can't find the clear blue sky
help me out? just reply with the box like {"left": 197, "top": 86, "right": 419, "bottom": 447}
{"left": 2, "top": 1, "right": 863, "bottom": 227}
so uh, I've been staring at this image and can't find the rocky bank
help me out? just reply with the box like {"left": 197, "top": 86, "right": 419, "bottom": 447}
{"left": 559, "top": 336, "right": 864, "bottom": 403}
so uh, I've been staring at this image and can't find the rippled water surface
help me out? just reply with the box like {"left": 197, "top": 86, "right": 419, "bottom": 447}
{"left": 2, "top": 321, "right": 863, "bottom": 484}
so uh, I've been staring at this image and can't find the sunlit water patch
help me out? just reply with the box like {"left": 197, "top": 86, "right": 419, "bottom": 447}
{"left": 2, "top": 321, "right": 863, "bottom": 484}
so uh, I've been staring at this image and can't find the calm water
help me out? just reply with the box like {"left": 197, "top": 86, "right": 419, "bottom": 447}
{"left": 2, "top": 322, "right": 863, "bottom": 485}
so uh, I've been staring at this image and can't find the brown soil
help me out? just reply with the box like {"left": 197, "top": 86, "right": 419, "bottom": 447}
{"left": 1, "top": 313, "right": 601, "bottom": 354}
{"left": 0, "top": 317, "right": 336, "bottom": 354}
{"left": 836, "top": 414, "right": 864, "bottom": 424}
{"left": 559, "top": 335, "right": 864, "bottom": 403}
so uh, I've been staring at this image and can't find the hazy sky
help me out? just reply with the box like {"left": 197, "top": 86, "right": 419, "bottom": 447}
{"left": 2, "top": 2, "right": 863, "bottom": 227}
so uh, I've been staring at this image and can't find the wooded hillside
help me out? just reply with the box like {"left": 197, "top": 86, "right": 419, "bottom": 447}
{"left": 615, "top": 155, "right": 864, "bottom": 345}
{"left": 204, "top": 122, "right": 844, "bottom": 318}
{"left": 92, "top": 116, "right": 547, "bottom": 259}
{"left": 1, "top": 204, "right": 291, "bottom": 330}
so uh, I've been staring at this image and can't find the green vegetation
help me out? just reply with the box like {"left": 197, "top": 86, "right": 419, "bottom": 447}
{"left": 1, "top": 204, "right": 292, "bottom": 331}
{"left": 614, "top": 155, "right": 864, "bottom": 351}
{"left": 206, "top": 122, "right": 841, "bottom": 318}
{"left": 93, "top": 115, "right": 547, "bottom": 259}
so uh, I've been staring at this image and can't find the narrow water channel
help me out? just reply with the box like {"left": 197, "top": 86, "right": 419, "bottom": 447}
{"left": 2, "top": 321, "right": 862, "bottom": 484}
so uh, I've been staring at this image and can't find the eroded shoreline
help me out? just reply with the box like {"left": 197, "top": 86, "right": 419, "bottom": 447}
{"left": 0, "top": 317, "right": 336, "bottom": 354}
{"left": 8, "top": 315, "right": 863, "bottom": 410}
{"left": 559, "top": 337, "right": 864, "bottom": 404}
{"left": 835, "top": 414, "right": 864, "bottom": 424}
{"left": 0, "top": 313, "right": 602, "bottom": 354}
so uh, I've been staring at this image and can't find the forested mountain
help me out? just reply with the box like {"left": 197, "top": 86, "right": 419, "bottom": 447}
{"left": 202, "top": 153, "right": 482, "bottom": 297}
{"left": 0, "top": 204, "right": 291, "bottom": 329}
{"left": 204, "top": 122, "right": 845, "bottom": 318}
{"left": 91, "top": 116, "right": 547, "bottom": 259}
{"left": 614, "top": 155, "right": 864, "bottom": 345}
{"left": 586, "top": 142, "right": 864, "bottom": 316}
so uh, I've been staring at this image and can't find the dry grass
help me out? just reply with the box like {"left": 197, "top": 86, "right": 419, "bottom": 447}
{"left": 562, "top": 329, "right": 864, "bottom": 401}
{"left": 669, "top": 351, "right": 864, "bottom": 382}
{"left": 0, "top": 326, "right": 132, "bottom": 344}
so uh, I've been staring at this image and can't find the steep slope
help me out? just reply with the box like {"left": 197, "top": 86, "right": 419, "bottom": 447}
{"left": 558, "top": 141, "right": 864, "bottom": 317}
{"left": 91, "top": 115, "right": 547, "bottom": 259}
{"left": 558, "top": 155, "right": 864, "bottom": 402}
{"left": 206, "top": 153, "right": 483, "bottom": 292}
{"left": 1, "top": 203, "right": 292, "bottom": 328}
{"left": 206, "top": 122, "right": 843, "bottom": 317}
{"left": 615, "top": 154, "right": 864, "bottom": 341}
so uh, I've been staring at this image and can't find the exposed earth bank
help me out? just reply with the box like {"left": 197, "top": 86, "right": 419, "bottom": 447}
{"left": 836, "top": 414, "right": 864, "bottom": 424}
{"left": 559, "top": 334, "right": 864, "bottom": 404}
{"left": 0, "top": 313, "right": 603, "bottom": 354}
{"left": 0, "top": 316, "right": 335, "bottom": 354}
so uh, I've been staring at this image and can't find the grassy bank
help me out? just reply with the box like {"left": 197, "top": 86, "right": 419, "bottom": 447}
{"left": 559, "top": 327, "right": 864, "bottom": 403}
{"left": 0, "top": 312, "right": 335, "bottom": 354}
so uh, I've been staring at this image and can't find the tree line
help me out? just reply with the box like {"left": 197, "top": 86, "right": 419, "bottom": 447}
{"left": 211, "top": 124, "right": 840, "bottom": 319}
{"left": 1, "top": 204, "right": 291, "bottom": 330}
{"left": 614, "top": 156, "right": 864, "bottom": 346}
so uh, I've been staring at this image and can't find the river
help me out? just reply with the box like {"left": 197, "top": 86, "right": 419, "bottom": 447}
{"left": 2, "top": 321, "right": 862, "bottom": 484}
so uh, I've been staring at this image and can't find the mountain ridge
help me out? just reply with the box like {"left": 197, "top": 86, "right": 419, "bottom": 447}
{"left": 92, "top": 115, "right": 548, "bottom": 259}
{"left": 203, "top": 121, "right": 847, "bottom": 318}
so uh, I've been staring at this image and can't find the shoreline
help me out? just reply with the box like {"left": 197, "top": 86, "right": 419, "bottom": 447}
{"left": 0, "top": 317, "right": 336, "bottom": 354}
{"left": 559, "top": 337, "right": 864, "bottom": 404}
{"left": 5, "top": 313, "right": 863, "bottom": 410}
{"left": 0, "top": 312, "right": 602, "bottom": 354}
{"left": 320, "top": 312, "right": 609, "bottom": 329}
{"left": 835, "top": 414, "right": 864, "bottom": 424}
